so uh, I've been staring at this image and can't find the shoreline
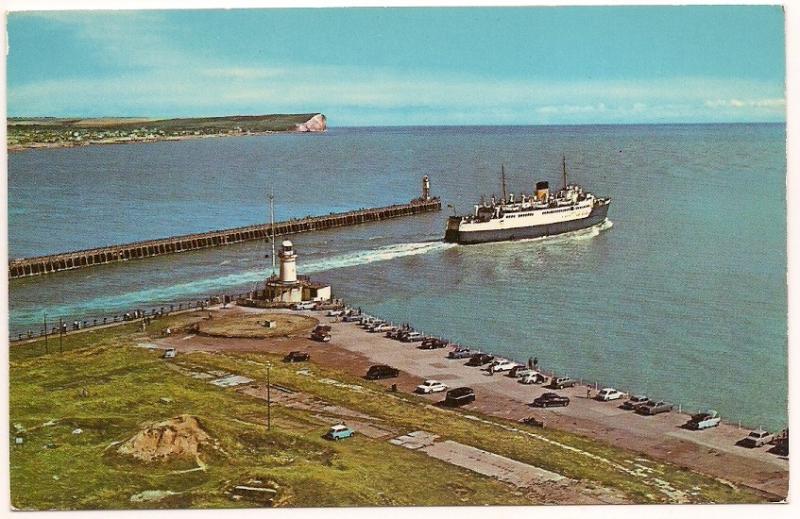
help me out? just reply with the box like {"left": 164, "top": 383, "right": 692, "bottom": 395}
{"left": 6, "top": 129, "right": 321, "bottom": 154}
{"left": 9, "top": 295, "right": 788, "bottom": 434}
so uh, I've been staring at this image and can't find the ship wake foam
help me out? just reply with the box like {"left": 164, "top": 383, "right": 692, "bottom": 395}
{"left": 11, "top": 241, "right": 456, "bottom": 326}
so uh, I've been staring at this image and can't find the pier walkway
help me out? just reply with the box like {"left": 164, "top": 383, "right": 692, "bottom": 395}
{"left": 9, "top": 198, "right": 441, "bottom": 279}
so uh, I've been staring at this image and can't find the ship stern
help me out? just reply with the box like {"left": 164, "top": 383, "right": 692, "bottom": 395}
{"left": 444, "top": 216, "right": 462, "bottom": 243}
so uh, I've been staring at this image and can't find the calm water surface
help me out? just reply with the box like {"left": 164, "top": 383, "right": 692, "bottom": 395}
{"left": 8, "top": 124, "right": 787, "bottom": 429}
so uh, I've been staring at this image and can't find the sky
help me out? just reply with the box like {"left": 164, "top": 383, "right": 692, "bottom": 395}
{"left": 5, "top": 6, "right": 787, "bottom": 125}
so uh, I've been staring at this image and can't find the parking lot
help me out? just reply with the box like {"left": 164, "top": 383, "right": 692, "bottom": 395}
{"left": 160, "top": 306, "right": 788, "bottom": 500}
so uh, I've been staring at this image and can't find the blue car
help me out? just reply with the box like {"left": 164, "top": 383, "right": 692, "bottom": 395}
{"left": 324, "top": 424, "right": 355, "bottom": 441}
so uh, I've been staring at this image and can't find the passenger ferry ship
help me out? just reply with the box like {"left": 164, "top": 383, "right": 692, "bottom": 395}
{"left": 444, "top": 157, "right": 611, "bottom": 245}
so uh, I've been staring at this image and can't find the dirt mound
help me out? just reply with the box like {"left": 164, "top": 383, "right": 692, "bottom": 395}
{"left": 117, "top": 415, "right": 210, "bottom": 462}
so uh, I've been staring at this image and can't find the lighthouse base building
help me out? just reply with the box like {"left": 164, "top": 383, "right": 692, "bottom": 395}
{"left": 262, "top": 240, "right": 331, "bottom": 304}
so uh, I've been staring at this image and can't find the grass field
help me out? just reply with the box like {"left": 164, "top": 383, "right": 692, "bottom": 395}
{"left": 9, "top": 315, "right": 764, "bottom": 509}
{"left": 199, "top": 313, "right": 318, "bottom": 338}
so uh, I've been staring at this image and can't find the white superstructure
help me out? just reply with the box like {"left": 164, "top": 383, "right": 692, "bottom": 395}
{"left": 444, "top": 157, "right": 611, "bottom": 245}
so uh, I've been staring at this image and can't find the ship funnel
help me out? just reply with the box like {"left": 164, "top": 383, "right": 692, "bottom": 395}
{"left": 535, "top": 181, "right": 550, "bottom": 202}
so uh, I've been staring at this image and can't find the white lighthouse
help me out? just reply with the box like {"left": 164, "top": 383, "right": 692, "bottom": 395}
{"left": 279, "top": 240, "right": 297, "bottom": 283}
{"left": 422, "top": 175, "right": 431, "bottom": 201}
{"left": 263, "top": 240, "right": 331, "bottom": 304}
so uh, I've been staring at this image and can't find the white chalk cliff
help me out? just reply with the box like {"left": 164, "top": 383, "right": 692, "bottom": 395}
{"left": 295, "top": 113, "right": 327, "bottom": 132}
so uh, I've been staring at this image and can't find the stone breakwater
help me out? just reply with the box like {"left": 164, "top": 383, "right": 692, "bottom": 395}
{"left": 8, "top": 198, "right": 441, "bottom": 279}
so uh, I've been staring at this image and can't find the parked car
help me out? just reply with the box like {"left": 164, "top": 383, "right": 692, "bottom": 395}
{"left": 443, "top": 387, "right": 476, "bottom": 407}
{"left": 509, "top": 366, "right": 533, "bottom": 378}
{"left": 596, "top": 388, "right": 625, "bottom": 401}
{"left": 770, "top": 429, "right": 789, "bottom": 456}
{"left": 635, "top": 400, "right": 674, "bottom": 415}
{"left": 415, "top": 380, "right": 448, "bottom": 394}
{"left": 342, "top": 314, "right": 362, "bottom": 323}
{"left": 293, "top": 302, "right": 317, "bottom": 310}
{"left": 532, "top": 392, "right": 570, "bottom": 408}
{"left": 621, "top": 395, "right": 649, "bottom": 410}
{"left": 488, "top": 360, "right": 518, "bottom": 373}
{"left": 448, "top": 347, "right": 473, "bottom": 359}
{"left": 466, "top": 353, "right": 494, "bottom": 366}
{"left": 419, "top": 338, "right": 448, "bottom": 349}
{"left": 324, "top": 424, "right": 355, "bottom": 441}
{"left": 326, "top": 309, "right": 345, "bottom": 317}
{"left": 361, "top": 318, "right": 383, "bottom": 329}
{"left": 686, "top": 409, "right": 721, "bottom": 430}
{"left": 401, "top": 332, "right": 425, "bottom": 343}
{"left": 389, "top": 329, "right": 410, "bottom": 340}
{"left": 365, "top": 364, "right": 400, "bottom": 380}
{"left": 740, "top": 429, "right": 774, "bottom": 448}
{"left": 369, "top": 323, "right": 394, "bottom": 333}
{"left": 284, "top": 351, "right": 310, "bottom": 363}
{"left": 550, "top": 377, "right": 577, "bottom": 389}
{"left": 311, "top": 324, "right": 331, "bottom": 342}
{"left": 518, "top": 372, "right": 548, "bottom": 385}
{"left": 519, "top": 416, "right": 545, "bottom": 427}
{"left": 162, "top": 348, "right": 177, "bottom": 359}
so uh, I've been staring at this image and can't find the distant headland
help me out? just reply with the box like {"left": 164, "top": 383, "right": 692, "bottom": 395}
{"left": 6, "top": 113, "right": 327, "bottom": 152}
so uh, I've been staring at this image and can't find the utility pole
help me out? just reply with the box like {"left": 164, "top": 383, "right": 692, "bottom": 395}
{"left": 562, "top": 154, "right": 568, "bottom": 190}
{"left": 269, "top": 187, "right": 276, "bottom": 277}
{"left": 43, "top": 314, "right": 48, "bottom": 354}
{"left": 266, "top": 363, "right": 272, "bottom": 431}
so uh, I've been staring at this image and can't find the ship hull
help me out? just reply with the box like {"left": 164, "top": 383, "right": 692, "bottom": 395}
{"left": 445, "top": 202, "right": 609, "bottom": 245}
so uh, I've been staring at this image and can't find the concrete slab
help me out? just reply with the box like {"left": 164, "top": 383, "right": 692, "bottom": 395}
{"left": 422, "top": 440, "right": 565, "bottom": 486}
{"left": 210, "top": 375, "right": 254, "bottom": 387}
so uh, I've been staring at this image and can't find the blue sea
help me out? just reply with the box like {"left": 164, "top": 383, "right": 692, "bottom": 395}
{"left": 7, "top": 124, "right": 787, "bottom": 429}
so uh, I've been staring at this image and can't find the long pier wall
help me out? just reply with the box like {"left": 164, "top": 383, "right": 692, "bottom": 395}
{"left": 9, "top": 198, "right": 441, "bottom": 279}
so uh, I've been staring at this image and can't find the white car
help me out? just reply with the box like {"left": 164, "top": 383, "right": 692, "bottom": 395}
{"left": 488, "top": 360, "right": 517, "bottom": 373}
{"left": 369, "top": 323, "right": 394, "bottom": 333}
{"left": 596, "top": 388, "right": 625, "bottom": 401}
{"left": 293, "top": 302, "right": 317, "bottom": 310}
{"left": 415, "top": 380, "right": 448, "bottom": 394}
{"left": 326, "top": 309, "right": 345, "bottom": 317}
{"left": 518, "top": 372, "right": 547, "bottom": 384}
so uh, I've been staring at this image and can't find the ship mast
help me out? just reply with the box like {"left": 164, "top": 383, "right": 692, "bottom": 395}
{"left": 562, "top": 155, "right": 568, "bottom": 190}
{"left": 269, "top": 187, "right": 276, "bottom": 277}
{"left": 501, "top": 164, "right": 507, "bottom": 203}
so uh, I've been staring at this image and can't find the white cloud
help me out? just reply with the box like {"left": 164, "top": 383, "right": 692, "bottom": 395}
{"left": 7, "top": 13, "right": 787, "bottom": 124}
{"left": 704, "top": 98, "right": 785, "bottom": 109}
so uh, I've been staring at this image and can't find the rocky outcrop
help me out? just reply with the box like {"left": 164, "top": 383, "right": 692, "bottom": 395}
{"left": 117, "top": 415, "right": 211, "bottom": 462}
{"left": 295, "top": 113, "right": 327, "bottom": 132}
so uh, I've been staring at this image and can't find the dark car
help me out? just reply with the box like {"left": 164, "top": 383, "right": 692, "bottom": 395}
{"left": 448, "top": 347, "right": 473, "bottom": 359}
{"left": 519, "top": 416, "right": 545, "bottom": 427}
{"left": 443, "top": 387, "right": 475, "bottom": 407}
{"left": 365, "top": 364, "right": 400, "bottom": 380}
{"left": 635, "top": 400, "right": 674, "bottom": 415}
{"left": 532, "top": 392, "right": 570, "bottom": 408}
{"left": 419, "top": 338, "right": 448, "bottom": 350}
{"left": 310, "top": 324, "right": 332, "bottom": 342}
{"left": 466, "top": 353, "right": 494, "bottom": 366}
{"left": 549, "top": 377, "right": 577, "bottom": 389}
{"left": 284, "top": 351, "right": 310, "bottom": 363}
{"left": 620, "top": 395, "right": 649, "bottom": 410}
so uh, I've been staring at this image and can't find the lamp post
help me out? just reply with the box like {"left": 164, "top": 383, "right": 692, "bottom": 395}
{"left": 43, "top": 313, "right": 48, "bottom": 354}
{"left": 266, "top": 362, "right": 272, "bottom": 431}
